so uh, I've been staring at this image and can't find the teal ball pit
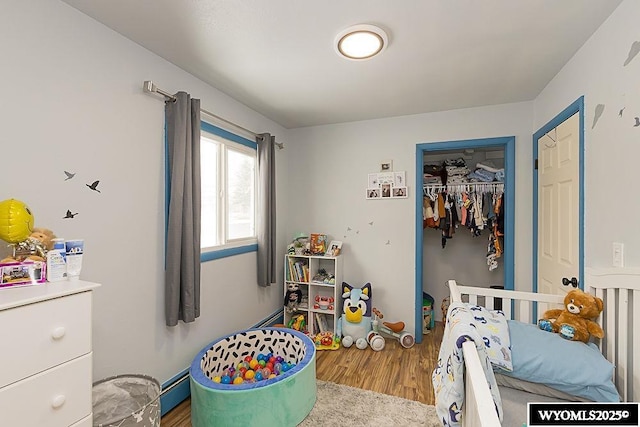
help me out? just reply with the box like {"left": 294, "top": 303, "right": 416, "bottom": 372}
{"left": 190, "top": 327, "right": 316, "bottom": 427}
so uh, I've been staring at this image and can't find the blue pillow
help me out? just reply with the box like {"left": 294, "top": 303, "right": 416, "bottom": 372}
{"left": 499, "top": 320, "right": 620, "bottom": 402}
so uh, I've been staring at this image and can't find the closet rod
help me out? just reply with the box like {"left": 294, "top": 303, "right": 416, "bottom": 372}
{"left": 423, "top": 182, "right": 504, "bottom": 195}
{"left": 143, "top": 80, "right": 284, "bottom": 149}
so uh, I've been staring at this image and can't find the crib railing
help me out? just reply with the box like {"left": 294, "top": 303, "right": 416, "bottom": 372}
{"left": 586, "top": 268, "right": 640, "bottom": 402}
{"left": 448, "top": 280, "right": 564, "bottom": 324}
{"left": 449, "top": 270, "right": 639, "bottom": 403}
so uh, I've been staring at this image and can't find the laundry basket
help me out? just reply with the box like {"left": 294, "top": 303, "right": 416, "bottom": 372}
{"left": 92, "top": 374, "right": 161, "bottom": 427}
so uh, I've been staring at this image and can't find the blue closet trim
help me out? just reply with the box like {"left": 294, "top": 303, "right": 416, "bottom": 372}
{"left": 415, "top": 136, "right": 515, "bottom": 344}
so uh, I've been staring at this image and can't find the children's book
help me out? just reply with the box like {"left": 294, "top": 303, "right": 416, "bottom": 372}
{"left": 310, "top": 233, "right": 328, "bottom": 255}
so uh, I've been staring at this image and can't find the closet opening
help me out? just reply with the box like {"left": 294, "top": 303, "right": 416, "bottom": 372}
{"left": 414, "top": 137, "right": 515, "bottom": 344}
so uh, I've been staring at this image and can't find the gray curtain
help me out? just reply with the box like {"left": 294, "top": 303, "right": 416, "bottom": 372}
{"left": 165, "top": 92, "right": 201, "bottom": 326}
{"left": 256, "top": 133, "right": 276, "bottom": 287}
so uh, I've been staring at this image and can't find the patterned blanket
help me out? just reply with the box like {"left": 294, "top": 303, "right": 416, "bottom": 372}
{"left": 432, "top": 302, "right": 506, "bottom": 426}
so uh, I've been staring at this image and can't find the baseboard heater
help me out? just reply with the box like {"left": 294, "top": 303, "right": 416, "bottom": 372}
{"left": 159, "top": 308, "right": 284, "bottom": 414}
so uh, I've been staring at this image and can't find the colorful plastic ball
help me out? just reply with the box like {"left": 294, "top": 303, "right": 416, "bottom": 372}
{"left": 233, "top": 377, "right": 244, "bottom": 385}
{"left": 274, "top": 362, "right": 282, "bottom": 372}
{"left": 244, "top": 370, "right": 255, "bottom": 380}
{"left": 244, "top": 355, "right": 252, "bottom": 363}
{"left": 265, "top": 362, "right": 274, "bottom": 371}
{"left": 212, "top": 376, "right": 221, "bottom": 383}
{"left": 261, "top": 367, "right": 271, "bottom": 377}
{"left": 0, "top": 199, "right": 34, "bottom": 244}
{"left": 249, "top": 359, "right": 259, "bottom": 370}
{"left": 269, "top": 356, "right": 276, "bottom": 364}
{"left": 254, "top": 372, "right": 263, "bottom": 381}
{"left": 276, "top": 356, "right": 284, "bottom": 363}
{"left": 258, "top": 360, "right": 266, "bottom": 367}
{"left": 268, "top": 374, "right": 277, "bottom": 379}
{"left": 221, "top": 375, "right": 231, "bottom": 384}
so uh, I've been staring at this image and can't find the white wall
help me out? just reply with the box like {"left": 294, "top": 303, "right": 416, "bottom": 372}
{"left": 533, "top": 0, "right": 639, "bottom": 269}
{"left": 0, "top": 0, "right": 289, "bottom": 384}
{"left": 287, "top": 102, "right": 534, "bottom": 333}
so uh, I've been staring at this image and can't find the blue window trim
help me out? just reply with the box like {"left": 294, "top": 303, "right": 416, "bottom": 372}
{"left": 165, "top": 120, "right": 258, "bottom": 263}
{"left": 201, "top": 121, "right": 257, "bottom": 149}
{"left": 201, "top": 244, "right": 257, "bottom": 262}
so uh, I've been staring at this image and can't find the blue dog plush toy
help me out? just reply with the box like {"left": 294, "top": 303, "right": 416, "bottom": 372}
{"left": 337, "top": 282, "right": 373, "bottom": 349}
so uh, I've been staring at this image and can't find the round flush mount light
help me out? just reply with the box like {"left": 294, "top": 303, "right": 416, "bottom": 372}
{"left": 335, "top": 24, "right": 388, "bottom": 60}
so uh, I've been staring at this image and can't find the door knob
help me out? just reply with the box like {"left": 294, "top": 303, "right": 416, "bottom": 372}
{"left": 562, "top": 277, "right": 578, "bottom": 288}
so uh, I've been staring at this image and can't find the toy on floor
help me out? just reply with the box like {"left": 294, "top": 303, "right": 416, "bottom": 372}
{"left": 337, "top": 282, "right": 374, "bottom": 349}
{"left": 372, "top": 307, "right": 415, "bottom": 348}
{"left": 313, "top": 331, "right": 341, "bottom": 350}
{"left": 538, "top": 288, "right": 604, "bottom": 343}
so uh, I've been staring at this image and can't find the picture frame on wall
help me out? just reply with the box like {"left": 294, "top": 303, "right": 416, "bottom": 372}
{"left": 381, "top": 183, "right": 391, "bottom": 198}
{"left": 366, "top": 188, "right": 380, "bottom": 199}
{"left": 380, "top": 160, "right": 393, "bottom": 172}
{"left": 392, "top": 187, "right": 408, "bottom": 198}
{"left": 365, "top": 170, "right": 409, "bottom": 200}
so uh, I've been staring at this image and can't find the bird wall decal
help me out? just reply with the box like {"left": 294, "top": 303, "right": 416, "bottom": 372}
{"left": 86, "top": 180, "right": 101, "bottom": 192}
{"left": 623, "top": 41, "right": 640, "bottom": 67}
{"left": 592, "top": 104, "right": 604, "bottom": 129}
{"left": 634, "top": 117, "right": 640, "bottom": 128}
{"left": 64, "top": 171, "right": 76, "bottom": 181}
{"left": 63, "top": 210, "right": 78, "bottom": 219}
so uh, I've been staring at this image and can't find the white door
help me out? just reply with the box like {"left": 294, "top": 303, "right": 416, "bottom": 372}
{"left": 537, "top": 112, "right": 580, "bottom": 296}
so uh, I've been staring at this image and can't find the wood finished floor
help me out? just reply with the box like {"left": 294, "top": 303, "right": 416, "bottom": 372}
{"left": 161, "top": 322, "right": 444, "bottom": 427}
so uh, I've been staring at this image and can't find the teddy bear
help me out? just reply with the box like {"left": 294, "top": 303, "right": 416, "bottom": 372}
{"left": 538, "top": 288, "right": 604, "bottom": 343}
{"left": 1, "top": 227, "right": 56, "bottom": 263}
{"left": 284, "top": 282, "right": 303, "bottom": 313}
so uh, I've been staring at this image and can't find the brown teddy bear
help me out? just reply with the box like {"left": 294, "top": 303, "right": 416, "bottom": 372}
{"left": 0, "top": 227, "right": 56, "bottom": 263}
{"left": 538, "top": 288, "right": 604, "bottom": 343}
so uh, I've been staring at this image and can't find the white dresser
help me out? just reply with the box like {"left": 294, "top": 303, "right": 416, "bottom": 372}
{"left": 0, "top": 280, "right": 100, "bottom": 427}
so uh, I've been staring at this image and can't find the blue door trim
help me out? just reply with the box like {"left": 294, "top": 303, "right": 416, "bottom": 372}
{"left": 532, "top": 96, "right": 584, "bottom": 295}
{"left": 415, "top": 136, "right": 515, "bottom": 343}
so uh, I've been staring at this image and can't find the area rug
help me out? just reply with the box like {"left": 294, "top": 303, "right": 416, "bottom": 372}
{"left": 298, "top": 380, "right": 441, "bottom": 426}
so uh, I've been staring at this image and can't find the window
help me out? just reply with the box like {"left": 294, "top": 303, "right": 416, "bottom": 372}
{"left": 200, "top": 122, "right": 257, "bottom": 255}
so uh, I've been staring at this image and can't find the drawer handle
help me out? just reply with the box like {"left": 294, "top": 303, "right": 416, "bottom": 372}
{"left": 51, "top": 394, "right": 66, "bottom": 409}
{"left": 51, "top": 327, "right": 66, "bottom": 340}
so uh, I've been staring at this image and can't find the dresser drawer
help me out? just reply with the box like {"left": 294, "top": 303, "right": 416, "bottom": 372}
{"left": 0, "top": 291, "right": 92, "bottom": 388}
{"left": 0, "top": 353, "right": 92, "bottom": 427}
{"left": 70, "top": 413, "right": 92, "bottom": 427}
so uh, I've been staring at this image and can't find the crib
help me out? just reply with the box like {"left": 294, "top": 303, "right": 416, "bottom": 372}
{"left": 441, "top": 268, "right": 640, "bottom": 427}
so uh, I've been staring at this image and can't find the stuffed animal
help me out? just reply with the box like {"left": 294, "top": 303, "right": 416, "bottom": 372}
{"left": 1, "top": 227, "right": 56, "bottom": 263}
{"left": 538, "top": 288, "right": 604, "bottom": 343}
{"left": 284, "top": 282, "right": 303, "bottom": 313}
{"left": 337, "top": 282, "right": 373, "bottom": 349}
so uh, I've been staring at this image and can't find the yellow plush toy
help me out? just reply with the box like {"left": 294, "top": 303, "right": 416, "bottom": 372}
{"left": 538, "top": 288, "right": 604, "bottom": 343}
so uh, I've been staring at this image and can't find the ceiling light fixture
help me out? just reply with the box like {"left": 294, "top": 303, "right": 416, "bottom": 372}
{"left": 335, "top": 24, "right": 388, "bottom": 60}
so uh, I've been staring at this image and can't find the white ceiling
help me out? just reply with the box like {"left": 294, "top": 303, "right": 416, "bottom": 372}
{"left": 61, "top": 0, "right": 622, "bottom": 129}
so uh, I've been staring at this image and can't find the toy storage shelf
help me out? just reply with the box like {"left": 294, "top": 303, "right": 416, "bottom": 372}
{"left": 284, "top": 254, "right": 343, "bottom": 337}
